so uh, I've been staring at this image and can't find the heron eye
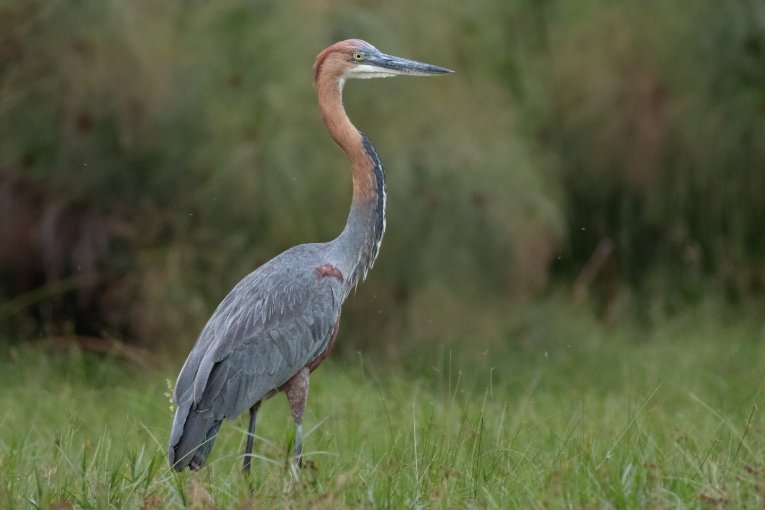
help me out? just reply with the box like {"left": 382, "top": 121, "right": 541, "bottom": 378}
{"left": 352, "top": 52, "right": 364, "bottom": 61}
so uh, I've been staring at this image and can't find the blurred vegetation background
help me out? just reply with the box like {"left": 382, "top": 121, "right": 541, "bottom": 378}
{"left": 1, "top": 0, "right": 763, "bottom": 357}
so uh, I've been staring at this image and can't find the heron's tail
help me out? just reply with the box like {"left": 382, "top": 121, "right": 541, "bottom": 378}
{"left": 168, "top": 401, "right": 222, "bottom": 471}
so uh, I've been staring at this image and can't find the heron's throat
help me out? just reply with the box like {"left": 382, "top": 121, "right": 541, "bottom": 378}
{"left": 317, "top": 76, "right": 387, "bottom": 288}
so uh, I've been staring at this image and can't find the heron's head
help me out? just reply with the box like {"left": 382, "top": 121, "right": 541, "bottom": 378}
{"left": 314, "top": 39, "right": 452, "bottom": 82}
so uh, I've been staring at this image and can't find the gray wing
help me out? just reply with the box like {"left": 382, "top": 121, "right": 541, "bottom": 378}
{"left": 170, "top": 245, "right": 343, "bottom": 446}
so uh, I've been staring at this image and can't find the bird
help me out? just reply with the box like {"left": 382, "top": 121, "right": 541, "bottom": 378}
{"left": 168, "top": 39, "right": 452, "bottom": 473}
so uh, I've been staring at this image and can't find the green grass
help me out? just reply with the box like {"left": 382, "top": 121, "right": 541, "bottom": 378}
{"left": 1, "top": 307, "right": 764, "bottom": 508}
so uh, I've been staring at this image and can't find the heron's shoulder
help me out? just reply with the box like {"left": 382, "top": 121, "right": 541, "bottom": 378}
{"left": 268, "top": 242, "right": 331, "bottom": 269}
{"left": 211, "top": 242, "right": 340, "bottom": 319}
{"left": 236, "top": 243, "right": 332, "bottom": 288}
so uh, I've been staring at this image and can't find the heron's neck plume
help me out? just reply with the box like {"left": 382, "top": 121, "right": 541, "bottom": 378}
{"left": 316, "top": 73, "right": 386, "bottom": 290}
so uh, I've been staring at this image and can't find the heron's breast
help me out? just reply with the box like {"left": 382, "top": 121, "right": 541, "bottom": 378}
{"left": 308, "top": 318, "right": 341, "bottom": 372}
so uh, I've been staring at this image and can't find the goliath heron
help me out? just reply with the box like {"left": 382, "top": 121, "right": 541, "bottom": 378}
{"left": 168, "top": 39, "right": 451, "bottom": 472}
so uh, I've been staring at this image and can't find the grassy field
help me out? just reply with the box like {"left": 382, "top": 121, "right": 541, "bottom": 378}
{"left": 1, "top": 304, "right": 763, "bottom": 509}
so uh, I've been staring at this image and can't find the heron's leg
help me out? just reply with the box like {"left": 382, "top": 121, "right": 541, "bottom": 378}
{"left": 242, "top": 400, "right": 261, "bottom": 475}
{"left": 283, "top": 367, "right": 310, "bottom": 468}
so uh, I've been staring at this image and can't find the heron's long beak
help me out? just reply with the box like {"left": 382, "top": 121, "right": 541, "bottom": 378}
{"left": 367, "top": 51, "right": 453, "bottom": 76}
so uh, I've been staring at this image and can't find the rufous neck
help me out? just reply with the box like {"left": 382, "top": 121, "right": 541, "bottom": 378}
{"left": 316, "top": 74, "right": 386, "bottom": 288}
{"left": 317, "top": 76, "right": 378, "bottom": 201}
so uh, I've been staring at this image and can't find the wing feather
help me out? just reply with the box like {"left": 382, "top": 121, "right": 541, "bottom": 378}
{"left": 172, "top": 245, "right": 342, "bottom": 432}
